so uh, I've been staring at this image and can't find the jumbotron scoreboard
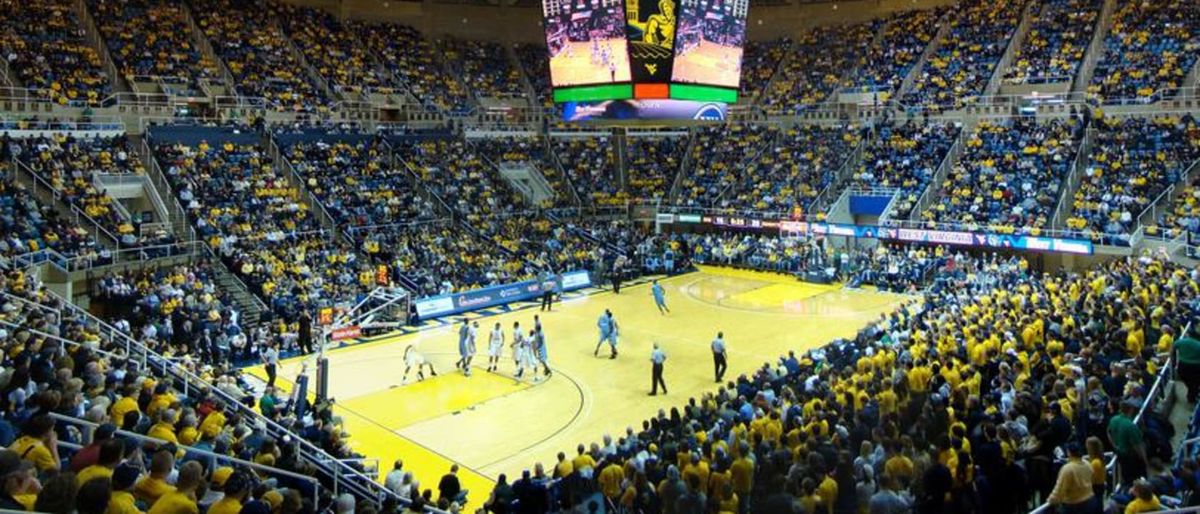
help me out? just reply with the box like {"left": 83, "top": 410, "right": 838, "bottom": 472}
{"left": 541, "top": 0, "right": 748, "bottom": 120}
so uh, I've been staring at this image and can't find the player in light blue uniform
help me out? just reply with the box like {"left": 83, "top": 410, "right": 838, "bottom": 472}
{"left": 652, "top": 280, "right": 669, "bottom": 314}
{"left": 594, "top": 309, "right": 618, "bottom": 359}
{"left": 455, "top": 319, "right": 470, "bottom": 372}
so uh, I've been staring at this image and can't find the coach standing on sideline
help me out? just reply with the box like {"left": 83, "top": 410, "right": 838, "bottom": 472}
{"left": 711, "top": 332, "right": 727, "bottom": 383}
{"left": 650, "top": 343, "right": 667, "bottom": 396}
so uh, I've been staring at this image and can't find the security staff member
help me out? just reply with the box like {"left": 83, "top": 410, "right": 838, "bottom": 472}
{"left": 540, "top": 270, "right": 555, "bottom": 312}
{"left": 649, "top": 343, "right": 667, "bottom": 396}
{"left": 712, "top": 332, "right": 727, "bottom": 383}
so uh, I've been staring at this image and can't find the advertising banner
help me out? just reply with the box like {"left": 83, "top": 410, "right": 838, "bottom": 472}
{"left": 413, "top": 270, "right": 593, "bottom": 320}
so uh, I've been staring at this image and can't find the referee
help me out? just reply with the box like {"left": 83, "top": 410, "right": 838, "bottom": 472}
{"left": 649, "top": 343, "right": 667, "bottom": 396}
{"left": 711, "top": 332, "right": 727, "bottom": 383}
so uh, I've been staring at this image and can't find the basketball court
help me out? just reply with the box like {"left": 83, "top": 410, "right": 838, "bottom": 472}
{"left": 246, "top": 266, "right": 911, "bottom": 510}
{"left": 672, "top": 40, "right": 742, "bottom": 87}
{"left": 549, "top": 39, "right": 632, "bottom": 85}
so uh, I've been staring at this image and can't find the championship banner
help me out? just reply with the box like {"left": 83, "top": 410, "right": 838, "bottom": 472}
{"left": 318, "top": 308, "right": 334, "bottom": 326}
{"left": 626, "top": 0, "right": 677, "bottom": 84}
{"left": 375, "top": 265, "right": 389, "bottom": 286}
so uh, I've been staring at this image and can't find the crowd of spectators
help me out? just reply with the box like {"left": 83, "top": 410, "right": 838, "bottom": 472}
{"left": 1067, "top": 114, "right": 1200, "bottom": 241}
{"left": 396, "top": 137, "right": 525, "bottom": 218}
{"left": 0, "top": 180, "right": 100, "bottom": 262}
{"left": 0, "top": 267, "right": 364, "bottom": 513}
{"left": 503, "top": 248, "right": 1196, "bottom": 514}
{"left": 154, "top": 139, "right": 374, "bottom": 319}
{"left": 851, "top": 121, "right": 962, "bottom": 220}
{"left": 851, "top": 9, "right": 946, "bottom": 99}
{"left": 283, "top": 138, "right": 437, "bottom": 228}
{"left": 625, "top": 136, "right": 687, "bottom": 202}
{"left": 738, "top": 39, "right": 790, "bottom": 104}
{"left": 677, "top": 123, "right": 859, "bottom": 216}
{"left": 473, "top": 136, "right": 575, "bottom": 207}
{"left": 0, "top": 0, "right": 111, "bottom": 106}
{"left": 273, "top": 3, "right": 392, "bottom": 98}
{"left": 550, "top": 136, "right": 623, "bottom": 207}
{"left": 354, "top": 22, "right": 471, "bottom": 113}
{"left": 440, "top": 37, "right": 526, "bottom": 101}
{"left": 1088, "top": 0, "right": 1200, "bottom": 104}
{"left": 1003, "top": 0, "right": 1102, "bottom": 85}
{"left": 514, "top": 43, "right": 554, "bottom": 108}
{"left": 5, "top": 134, "right": 170, "bottom": 247}
{"left": 902, "top": 0, "right": 1023, "bottom": 108}
{"left": 920, "top": 117, "right": 1083, "bottom": 234}
{"left": 762, "top": 23, "right": 879, "bottom": 115}
{"left": 88, "top": 0, "right": 218, "bottom": 96}
{"left": 192, "top": 0, "right": 326, "bottom": 112}
{"left": 1148, "top": 173, "right": 1200, "bottom": 241}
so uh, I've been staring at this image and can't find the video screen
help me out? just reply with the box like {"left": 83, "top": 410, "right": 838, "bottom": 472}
{"left": 563, "top": 99, "right": 727, "bottom": 121}
{"left": 670, "top": 0, "right": 748, "bottom": 88}
{"left": 542, "top": 0, "right": 633, "bottom": 87}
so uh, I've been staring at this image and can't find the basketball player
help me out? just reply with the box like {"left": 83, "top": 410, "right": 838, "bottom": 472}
{"left": 455, "top": 319, "right": 470, "bottom": 371}
{"left": 594, "top": 309, "right": 619, "bottom": 359}
{"left": 512, "top": 323, "right": 528, "bottom": 379}
{"left": 523, "top": 329, "right": 540, "bottom": 381}
{"left": 403, "top": 345, "right": 437, "bottom": 383}
{"left": 463, "top": 321, "right": 478, "bottom": 376}
{"left": 487, "top": 322, "right": 504, "bottom": 372}
{"left": 652, "top": 280, "right": 669, "bottom": 314}
{"left": 534, "top": 325, "right": 552, "bottom": 378}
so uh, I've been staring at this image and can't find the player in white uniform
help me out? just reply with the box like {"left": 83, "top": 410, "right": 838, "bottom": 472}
{"left": 486, "top": 322, "right": 504, "bottom": 372}
{"left": 511, "top": 324, "right": 528, "bottom": 380}
{"left": 402, "top": 344, "right": 437, "bottom": 382}
{"left": 522, "top": 329, "right": 540, "bottom": 381}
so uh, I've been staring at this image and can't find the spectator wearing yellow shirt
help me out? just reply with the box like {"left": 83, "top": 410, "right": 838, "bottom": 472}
{"left": 106, "top": 464, "right": 144, "bottom": 514}
{"left": 133, "top": 450, "right": 176, "bottom": 504}
{"left": 571, "top": 444, "right": 596, "bottom": 474}
{"left": 9, "top": 415, "right": 59, "bottom": 473}
{"left": 76, "top": 439, "right": 123, "bottom": 486}
{"left": 0, "top": 449, "right": 38, "bottom": 511}
{"left": 1124, "top": 479, "right": 1161, "bottom": 514}
{"left": 552, "top": 452, "right": 573, "bottom": 479}
{"left": 148, "top": 461, "right": 202, "bottom": 514}
{"left": 207, "top": 471, "right": 249, "bottom": 514}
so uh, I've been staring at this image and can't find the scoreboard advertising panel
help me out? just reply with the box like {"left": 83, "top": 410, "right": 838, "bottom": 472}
{"left": 541, "top": 0, "right": 746, "bottom": 110}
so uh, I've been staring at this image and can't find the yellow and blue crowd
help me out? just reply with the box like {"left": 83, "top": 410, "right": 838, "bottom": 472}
{"left": 1067, "top": 114, "right": 1200, "bottom": 243}
{"left": 192, "top": 0, "right": 326, "bottom": 113}
{"left": 763, "top": 23, "right": 880, "bottom": 115}
{"left": 920, "top": 116, "right": 1083, "bottom": 234}
{"left": 851, "top": 9, "right": 948, "bottom": 100}
{"left": 738, "top": 38, "right": 790, "bottom": 103}
{"left": 273, "top": 3, "right": 392, "bottom": 97}
{"left": 680, "top": 124, "right": 861, "bottom": 216}
{"left": 1002, "top": 0, "right": 1102, "bottom": 85}
{"left": 625, "top": 136, "right": 687, "bottom": 202}
{"left": 88, "top": 0, "right": 219, "bottom": 96}
{"left": 551, "top": 136, "right": 623, "bottom": 207}
{"left": 514, "top": 44, "right": 555, "bottom": 109}
{"left": 439, "top": 37, "right": 527, "bottom": 101}
{"left": 1088, "top": 0, "right": 1200, "bottom": 104}
{"left": 902, "top": 0, "right": 1024, "bottom": 109}
{"left": 0, "top": 181, "right": 103, "bottom": 263}
{"left": 0, "top": 267, "right": 347, "bottom": 514}
{"left": 283, "top": 139, "right": 436, "bottom": 227}
{"left": 5, "top": 134, "right": 176, "bottom": 248}
{"left": 851, "top": 121, "right": 962, "bottom": 219}
{"left": 473, "top": 136, "right": 576, "bottom": 208}
{"left": 354, "top": 22, "right": 471, "bottom": 113}
{"left": 498, "top": 247, "right": 1200, "bottom": 514}
{"left": 0, "top": 0, "right": 111, "bottom": 106}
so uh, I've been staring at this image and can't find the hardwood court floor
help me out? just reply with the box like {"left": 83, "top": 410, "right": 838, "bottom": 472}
{"left": 248, "top": 266, "right": 911, "bottom": 510}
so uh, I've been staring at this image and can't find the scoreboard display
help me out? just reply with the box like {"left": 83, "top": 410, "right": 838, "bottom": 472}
{"left": 541, "top": 0, "right": 748, "bottom": 106}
